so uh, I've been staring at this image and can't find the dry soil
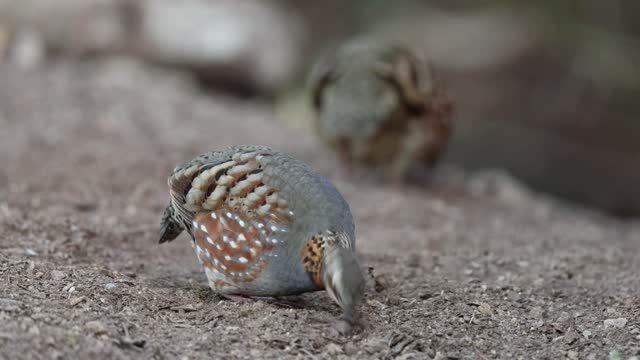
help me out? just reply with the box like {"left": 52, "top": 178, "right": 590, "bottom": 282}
{"left": 0, "top": 58, "right": 639, "bottom": 359}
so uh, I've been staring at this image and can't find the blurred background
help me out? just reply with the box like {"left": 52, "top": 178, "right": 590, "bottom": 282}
{"left": 1, "top": 0, "right": 639, "bottom": 217}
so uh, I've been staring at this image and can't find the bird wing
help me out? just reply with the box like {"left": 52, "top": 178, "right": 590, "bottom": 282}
{"left": 166, "top": 147, "right": 293, "bottom": 238}
{"left": 166, "top": 147, "right": 295, "bottom": 284}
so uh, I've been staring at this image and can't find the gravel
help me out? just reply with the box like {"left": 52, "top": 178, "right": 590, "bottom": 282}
{"left": 0, "top": 59, "right": 638, "bottom": 359}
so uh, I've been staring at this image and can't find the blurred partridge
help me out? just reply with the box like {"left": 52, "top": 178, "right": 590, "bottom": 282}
{"left": 309, "top": 39, "right": 453, "bottom": 182}
{"left": 159, "top": 145, "right": 365, "bottom": 324}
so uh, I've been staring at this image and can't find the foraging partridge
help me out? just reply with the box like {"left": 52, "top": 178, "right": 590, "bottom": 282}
{"left": 309, "top": 39, "right": 453, "bottom": 182}
{"left": 159, "top": 145, "right": 365, "bottom": 323}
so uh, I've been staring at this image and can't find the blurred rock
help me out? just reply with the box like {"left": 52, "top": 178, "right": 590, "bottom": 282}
{"left": 0, "top": 0, "right": 304, "bottom": 95}
{"left": 0, "top": 0, "right": 131, "bottom": 55}
{"left": 9, "top": 28, "right": 45, "bottom": 69}
{"left": 133, "top": 0, "right": 305, "bottom": 95}
{"left": 469, "top": 169, "right": 532, "bottom": 205}
{"left": 0, "top": 18, "right": 8, "bottom": 60}
{"left": 375, "top": 7, "right": 541, "bottom": 71}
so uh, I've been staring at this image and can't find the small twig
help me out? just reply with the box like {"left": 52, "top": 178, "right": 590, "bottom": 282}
{"left": 299, "top": 348, "right": 317, "bottom": 359}
{"left": 169, "top": 304, "right": 198, "bottom": 312}
{"left": 198, "top": 313, "right": 221, "bottom": 326}
{"left": 322, "top": 335, "right": 347, "bottom": 345}
{"left": 566, "top": 341, "right": 591, "bottom": 350}
{"left": 16, "top": 283, "right": 29, "bottom": 291}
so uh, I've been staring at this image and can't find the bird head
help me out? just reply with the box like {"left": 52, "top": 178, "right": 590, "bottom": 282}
{"left": 320, "top": 232, "right": 365, "bottom": 323}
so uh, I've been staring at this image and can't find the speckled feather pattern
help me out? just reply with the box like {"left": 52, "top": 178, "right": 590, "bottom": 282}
{"left": 159, "top": 145, "right": 355, "bottom": 296}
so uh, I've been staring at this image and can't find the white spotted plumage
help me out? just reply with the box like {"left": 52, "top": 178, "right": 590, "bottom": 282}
{"left": 159, "top": 145, "right": 364, "bottom": 324}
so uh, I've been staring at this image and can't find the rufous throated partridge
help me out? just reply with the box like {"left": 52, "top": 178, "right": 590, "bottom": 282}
{"left": 309, "top": 39, "right": 453, "bottom": 182}
{"left": 159, "top": 145, "right": 365, "bottom": 324}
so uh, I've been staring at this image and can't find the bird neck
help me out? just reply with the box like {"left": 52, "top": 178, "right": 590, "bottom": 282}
{"left": 321, "top": 245, "right": 365, "bottom": 322}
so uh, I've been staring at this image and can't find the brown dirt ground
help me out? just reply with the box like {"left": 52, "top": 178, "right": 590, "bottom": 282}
{"left": 0, "top": 58, "right": 639, "bottom": 360}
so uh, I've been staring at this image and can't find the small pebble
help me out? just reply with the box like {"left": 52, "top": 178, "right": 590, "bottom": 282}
{"left": 325, "top": 342, "right": 343, "bottom": 355}
{"left": 62, "top": 282, "right": 75, "bottom": 292}
{"left": 478, "top": 303, "right": 492, "bottom": 315}
{"left": 27, "top": 326, "right": 40, "bottom": 336}
{"left": 556, "top": 311, "right": 571, "bottom": 323}
{"left": 50, "top": 270, "right": 65, "bottom": 281}
{"left": 24, "top": 248, "right": 38, "bottom": 257}
{"left": 604, "top": 318, "right": 627, "bottom": 330}
{"left": 343, "top": 342, "right": 358, "bottom": 356}
{"left": 104, "top": 283, "right": 118, "bottom": 291}
{"left": 69, "top": 296, "right": 86, "bottom": 306}
{"left": 85, "top": 320, "right": 108, "bottom": 335}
